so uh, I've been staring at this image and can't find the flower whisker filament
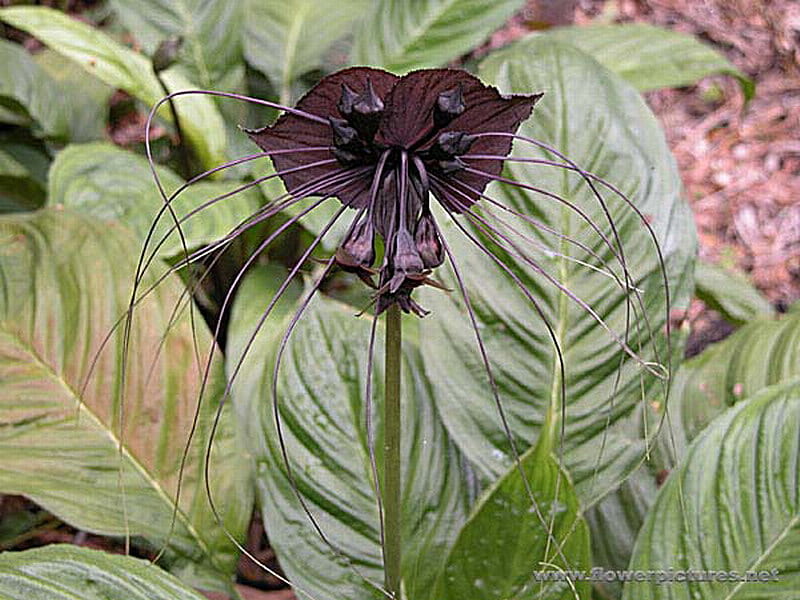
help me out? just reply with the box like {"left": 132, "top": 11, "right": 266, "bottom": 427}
{"left": 428, "top": 172, "right": 659, "bottom": 374}
{"left": 428, "top": 172, "right": 644, "bottom": 293}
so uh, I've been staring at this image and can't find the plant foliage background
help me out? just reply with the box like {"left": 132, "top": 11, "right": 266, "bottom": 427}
{"left": 0, "top": 2, "right": 796, "bottom": 600}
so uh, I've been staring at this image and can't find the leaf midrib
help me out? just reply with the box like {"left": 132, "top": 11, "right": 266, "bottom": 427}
{"left": 547, "top": 47, "right": 572, "bottom": 442}
{"left": 2, "top": 325, "right": 222, "bottom": 573}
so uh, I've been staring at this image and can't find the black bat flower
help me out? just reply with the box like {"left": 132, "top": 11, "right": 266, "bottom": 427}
{"left": 245, "top": 67, "right": 541, "bottom": 316}
{"left": 128, "top": 65, "right": 668, "bottom": 598}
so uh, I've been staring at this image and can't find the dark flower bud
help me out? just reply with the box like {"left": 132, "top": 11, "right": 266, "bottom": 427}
{"left": 340, "top": 218, "right": 375, "bottom": 268}
{"left": 434, "top": 131, "right": 476, "bottom": 157}
{"left": 335, "top": 217, "right": 377, "bottom": 288}
{"left": 376, "top": 288, "right": 428, "bottom": 317}
{"left": 349, "top": 79, "right": 384, "bottom": 140}
{"left": 388, "top": 229, "right": 424, "bottom": 292}
{"left": 152, "top": 36, "right": 183, "bottom": 73}
{"left": 392, "top": 229, "right": 424, "bottom": 273}
{"left": 353, "top": 79, "right": 384, "bottom": 115}
{"left": 328, "top": 117, "right": 360, "bottom": 149}
{"left": 338, "top": 83, "right": 359, "bottom": 116}
{"left": 414, "top": 213, "right": 444, "bottom": 269}
{"left": 434, "top": 85, "right": 465, "bottom": 127}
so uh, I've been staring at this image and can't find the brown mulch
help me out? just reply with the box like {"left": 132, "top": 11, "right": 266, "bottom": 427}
{"left": 581, "top": 0, "right": 800, "bottom": 347}
{"left": 611, "top": 0, "right": 800, "bottom": 311}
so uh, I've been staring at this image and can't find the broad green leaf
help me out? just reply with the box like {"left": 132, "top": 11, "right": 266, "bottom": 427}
{"left": 432, "top": 436, "right": 590, "bottom": 600}
{"left": 245, "top": 0, "right": 369, "bottom": 104}
{"left": 694, "top": 260, "right": 774, "bottom": 326}
{"left": 540, "top": 24, "right": 754, "bottom": 98}
{"left": 584, "top": 465, "right": 658, "bottom": 599}
{"left": 0, "top": 6, "right": 226, "bottom": 168}
{"left": 0, "top": 141, "right": 49, "bottom": 213}
{"left": 0, "top": 106, "right": 28, "bottom": 128}
{"left": 0, "top": 39, "right": 68, "bottom": 140}
{"left": 34, "top": 50, "right": 113, "bottom": 143}
{"left": 624, "top": 380, "right": 800, "bottom": 599}
{"left": 582, "top": 385, "right": 685, "bottom": 598}
{"left": 227, "top": 273, "right": 469, "bottom": 600}
{"left": 47, "top": 143, "right": 260, "bottom": 260}
{"left": 0, "top": 210, "right": 252, "bottom": 592}
{"left": 0, "top": 141, "right": 48, "bottom": 189}
{"left": 669, "top": 304, "right": 800, "bottom": 458}
{"left": 0, "top": 506, "right": 48, "bottom": 550}
{"left": 0, "top": 42, "right": 110, "bottom": 144}
{"left": 0, "top": 544, "right": 207, "bottom": 600}
{"left": 351, "top": 0, "right": 526, "bottom": 74}
{"left": 418, "top": 39, "right": 696, "bottom": 509}
{"left": 108, "top": 0, "right": 243, "bottom": 88}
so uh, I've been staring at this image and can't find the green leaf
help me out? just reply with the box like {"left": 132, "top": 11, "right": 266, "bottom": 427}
{"left": 351, "top": 0, "right": 526, "bottom": 74}
{"left": 539, "top": 23, "right": 754, "bottom": 98}
{"left": 432, "top": 437, "right": 591, "bottom": 600}
{"left": 0, "top": 39, "right": 69, "bottom": 140}
{"left": 34, "top": 50, "right": 113, "bottom": 143}
{"left": 227, "top": 272, "right": 469, "bottom": 600}
{"left": 0, "top": 544, "right": 207, "bottom": 600}
{"left": 669, "top": 304, "right": 800, "bottom": 458}
{"left": 0, "top": 141, "right": 49, "bottom": 213}
{"left": 694, "top": 260, "right": 773, "bottom": 326}
{"left": 0, "top": 105, "right": 29, "bottom": 128}
{"left": 624, "top": 380, "right": 800, "bottom": 599}
{"left": 417, "top": 39, "right": 696, "bottom": 508}
{"left": 0, "top": 506, "right": 50, "bottom": 550}
{"left": 251, "top": 153, "right": 360, "bottom": 256}
{"left": 47, "top": 143, "right": 260, "bottom": 260}
{"left": 0, "top": 150, "right": 30, "bottom": 181}
{"left": 0, "top": 143, "right": 47, "bottom": 186}
{"left": 0, "top": 42, "right": 111, "bottom": 144}
{"left": 0, "top": 6, "right": 227, "bottom": 168}
{"left": 0, "top": 209, "right": 252, "bottom": 592}
{"left": 108, "top": 0, "right": 243, "bottom": 88}
{"left": 584, "top": 465, "right": 659, "bottom": 599}
{"left": 244, "top": 0, "right": 369, "bottom": 104}
{"left": 580, "top": 395, "right": 682, "bottom": 599}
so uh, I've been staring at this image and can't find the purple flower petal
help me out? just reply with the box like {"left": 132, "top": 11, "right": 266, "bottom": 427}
{"left": 247, "top": 67, "right": 398, "bottom": 207}
{"left": 371, "top": 69, "right": 540, "bottom": 211}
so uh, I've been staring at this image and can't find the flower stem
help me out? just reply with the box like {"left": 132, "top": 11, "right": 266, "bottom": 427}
{"left": 383, "top": 303, "right": 402, "bottom": 598}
